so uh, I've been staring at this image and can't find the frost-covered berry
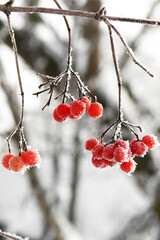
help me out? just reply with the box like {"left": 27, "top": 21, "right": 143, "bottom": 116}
{"left": 53, "top": 108, "right": 67, "bottom": 122}
{"left": 69, "top": 113, "right": 80, "bottom": 120}
{"left": 102, "top": 144, "right": 116, "bottom": 161}
{"left": 85, "top": 138, "right": 99, "bottom": 151}
{"left": 88, "top": 102, "right": 103, "bottom": 118}
{"left": 9, "top": 155, "right": 25, "bottom": 172}
{"left": 79, "top": 97, "right": 91, "bottom": 112}
{"left": 129, "top": 139, "right": 137, "bottom": 149}
{"left": 21, "top": 150, "right": 40, "bottom": 166}
{"left": 120, "top": 159, "right": 136, "bottom": 174}
{"left": 2, "top": 154, "right": 15, "bottom": 169}
{"left": 142, "top": 135, "right": 158, "bottom": 150}
{"left": 115, "top": 140, "right": 129, "bottom": 150}
{"left": 113, "top": 147, "right": 128, "bottom": 162}
{"left": 56, "top": 103, "right": 70, "bottom": 119}
{"left": 131, "top": 141, "right": 148, "bottom": 156}
{"left": 92, "top": 157, "right": 108, "bottom": 168}
{"left": 70, "top": 100, "right": 86, "bottom": 117}
{"left": 105, "top": 159, "right": 116, "bottom": 167}
{"left": 92, "top": 143, "right": 104, "bottom": 159}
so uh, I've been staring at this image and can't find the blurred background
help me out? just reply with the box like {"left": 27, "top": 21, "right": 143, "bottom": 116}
{"left": 0, "top": 0, "right": 160, "bottom": 239}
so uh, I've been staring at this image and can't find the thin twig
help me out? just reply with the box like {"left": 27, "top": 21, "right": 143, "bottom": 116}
{"left": 53, "top": 0, "right": 72, "bottom": 103}
{"left": 0, "top": 5, "right": 160, "bottom": 27}
{"left": 108, "top": 25, "right": 123, "bottom": 121}
{"left": 5, "top": 12, "right": 26, "bottom": 153}
{"left": 104, "top": 18, "right": 154, "bottom": 77}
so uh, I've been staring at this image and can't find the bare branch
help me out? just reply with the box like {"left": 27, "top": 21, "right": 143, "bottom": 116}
{"left": 104, "top": 18, "right": 154, "bottom": 78}
{"left": 5, "top": 12, "right": 27, "bottom": 153}
{"left": 0, "top": 5, "right": 160, "bottom": 27}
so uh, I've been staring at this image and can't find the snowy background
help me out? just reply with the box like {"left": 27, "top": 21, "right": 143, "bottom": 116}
{"left": 0, "top": 0, "right": 160, "bottom": 239}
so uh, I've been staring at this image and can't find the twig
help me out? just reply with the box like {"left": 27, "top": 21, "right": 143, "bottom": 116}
{"left": 0, "top": 229, "right": 29, "bottom": 240}
{"left": 108, "top": 25, "right": 123, "bottom": 121}
{"left": 0, "top": 5, "right": 160, "bottom": 27}
{"left": 104, "top": 18, "right": 154, "bottom": 77}
{"left": 5, "top": 12, "right": 27, "bottom": 153}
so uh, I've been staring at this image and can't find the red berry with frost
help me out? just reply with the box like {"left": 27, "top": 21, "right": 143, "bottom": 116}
{"left": 105, "top": 159, "right": 116, "bottom": 167}
{"left": 56, "top": 103, "right": 70, "bottom": 119}
{"left": 129, "top": 139, "right": 137, "bottom": 149}
{"left": 115, "top": 140, "right": 129, "bottom": 150}
{"left": 142, "top": 135, "right": 158, "bottom": 150}
{"left": 127, "top": 148, "right": 134, "bottom": 158}
{"left": 85, "top": 138, "right": 99, "bottom": 151}
{"left": 9, "top": 155, "right": 25, "bottom": 172}
{"left": 120, "top": 159, "right": 136, "bottom": 173}
{"left": 113, "top": 147, "right": 128, "bottom": 162}
{"left": 53, "top": 108, "right": 67, "bottom": 122}
{"left": 21, "top": 150, "right": 40, "bottom": 166}
{"left": 92, "top": 157, "right": 108, "bottom": 168}
{"left": 2, "top": 154, "right": 15, "bottom": 169}
{"left": 131, "top": 141, "right": 148, "bottom": 156}
{"left": 79, "top": 97, "right": 91, "bottom": 112}
{"left": 70, "top": 100, "right": 86, "bottom": 117}
{"left": 102, "top": 144, "right": 116, "bottom": 160}
{"left": 69, "top": 113, "right": 80, "bottom": 120}
{"left": 88, "top": 102, "right": 103, "bottom": 118}
{"left": 92, "top": 143, "right": 104, "bottom": 159}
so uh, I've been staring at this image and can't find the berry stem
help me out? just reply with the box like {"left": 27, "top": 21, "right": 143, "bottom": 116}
{"left": 108, "top": 25, "right": 123, "bottom": 122}
{"left": 6, "top": 12, "right": 27, "bottom": 154}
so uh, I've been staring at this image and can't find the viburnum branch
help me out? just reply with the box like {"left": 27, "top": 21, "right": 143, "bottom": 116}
{"left": 33, "top": 0, "right": 97, "bottom": 108}
{"left": 71, "top": 70, "right": 97, "bottom": 102}
{"left": 5, "top": 12, "right": 27, "bottom": 153}
{"left": 98, "top": 23, "right": 143, "bottom": 143}
{"left": 108, "top": 25, "right": 123, "bottom": 121}
{"left": 53, "top": 0, "right": 72, "bottom": 104}
{"left": 0, "top": 228, "right": 29, "bottom": 240}
{"left": 1, "top": 4, "right": 160, "bottom": 27}
{"left": 104, "top": 17, "right": 154, "bottom": 78}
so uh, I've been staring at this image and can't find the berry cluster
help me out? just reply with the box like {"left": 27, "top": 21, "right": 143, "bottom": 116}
{"left": 85, "top": 135, "right": 158, "bottom": 174}
{"left": 53, "top": 97, "right": 103, "bottom": 122}
{"left": 2, "top": 150, "right": 40, "bottom": 172}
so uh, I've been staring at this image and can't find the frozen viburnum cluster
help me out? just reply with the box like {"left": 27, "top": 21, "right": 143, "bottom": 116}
{"left": 53, "top": 97, "right": 103, "bottom": 122}
{"left": 2, "top": 149, "right": 40, "bottom": 173}
{"left": 85, "top": 135, "right": 158, "bottom": 175}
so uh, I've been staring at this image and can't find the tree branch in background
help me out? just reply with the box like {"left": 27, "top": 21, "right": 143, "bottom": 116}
{"left": 0, "top": 229, "right": 29, "bottom": 240}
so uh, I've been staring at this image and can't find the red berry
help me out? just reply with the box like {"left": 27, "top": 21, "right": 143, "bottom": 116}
{"left": 92, "top": 143, "right": 104, "bottom": 159}
{"left": 105, "top": 159, "right": 116, "bottom": 167}
{"left": 69, "top": 113, "right": 80, "bottom": 120}
{"left": 79, "top": 97, "right": 91, "bottom": 112}
{"left": 102, "top": 144, "right": 116, "bottom": 160}
{"left": 88, "top": 102, "right": 103, "bottom": 118}
{"left": 120, "top": 159, "right": 136, "bottom": 173}
{"left": 56, "top": 103, "right": 70, "bottom": 119}
{"left": 131, "top": 141, "right": 148, "bottom": 156}
{"left": 142, "top": 135, "right": 158, "bottom": 150}
{"left": 92, "top": 157, "right": 108, "bottom": 168}
{"left": 115, "top": 140, "right": 129, "bottom": 150}
{"left": 113, "top": 147, "right": 128, "bottom": 162}
{"left": 129, "top": 139, "right": 137, "bottom": 148}
{"left": 70, "top": 100, "right": 86, "bottom": 117}
{"left": 85, "top": 138, "right": 99, "bottom": 151}
{"left": 53, "top": 108, "right": 67, "bottom": 122}
{"left": 21, "top": 150, "right": 40, "bottom": 166}
{"left": 9, "top": 155, "right": 25, "bottom": 172}
{"left": 2, "top": 154, "right": 15, "bottom": 169}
